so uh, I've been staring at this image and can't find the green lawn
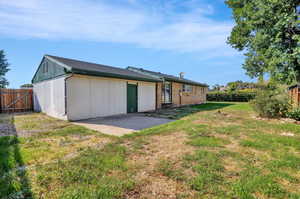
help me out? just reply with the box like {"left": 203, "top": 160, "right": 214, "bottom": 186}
{"left": 0, "top": 102, "right": 299, "bottom": 199}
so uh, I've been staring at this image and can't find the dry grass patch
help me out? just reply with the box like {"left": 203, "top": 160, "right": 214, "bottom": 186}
{"left": 127, "top": 132, "right": 194, "bottom": 168}
{"left": 222, "top": 156, "right": 243, "bottom": 174}
{"left": 22, "top": 134, "right": 111, "bottom": 166}
{"left": 125, "top": 132, "right": 196, "bottom": 199}
{"left": 126, "top": 174, "right": 194, "bottom": 199}
{"left": 14, "top": 113, "right": 71, "bottom": 136}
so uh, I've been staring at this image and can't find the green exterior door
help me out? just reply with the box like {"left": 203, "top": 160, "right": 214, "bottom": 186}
{"left": 127, "top": 84, "right": 138, "bottom": 113}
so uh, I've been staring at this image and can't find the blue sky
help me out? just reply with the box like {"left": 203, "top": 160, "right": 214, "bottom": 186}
{"left": 0, "top": 0, "right": 254, "bottom": 88}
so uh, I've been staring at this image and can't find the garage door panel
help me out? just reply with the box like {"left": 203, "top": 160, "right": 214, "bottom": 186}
{"left": 90, "top": 79, "right": 102, "bottom": 117}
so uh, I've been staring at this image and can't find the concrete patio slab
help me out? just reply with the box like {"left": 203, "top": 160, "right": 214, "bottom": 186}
{"left": 72, "top": 114, "right": 174, "bottom": 136}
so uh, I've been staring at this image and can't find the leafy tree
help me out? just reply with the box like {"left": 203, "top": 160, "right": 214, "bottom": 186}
{"left": 226, "top": 0, "right": 300, "bottom": 84}
{"left": 227, "top": 80, "right": 243, "bottom": 91}
{"left": 20, "top": 83, "right": 33, "bottom": 88}
{"left": 0, "top": 50, "right": 10, "bottom": 88}
{"left": 227, "top": 80, "right": 258, "bottom": 91}
{"left": 211, "top": 84, "right": 223, "bottom": 91}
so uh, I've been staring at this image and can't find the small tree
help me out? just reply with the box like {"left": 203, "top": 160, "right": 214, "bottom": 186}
{"left": 0, "top": 50, "right": 10, "bottom": 88}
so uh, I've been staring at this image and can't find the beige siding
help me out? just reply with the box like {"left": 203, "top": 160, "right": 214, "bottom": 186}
{"left": 66, "top": 75, "right": 156, "bottom": 121}
{"left": 33, "top": 76, "right": 67, "bottom": 120}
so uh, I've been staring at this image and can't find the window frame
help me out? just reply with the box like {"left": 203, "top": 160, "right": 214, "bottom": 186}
{"left": 182, "top": 84, "right": 193, "bottom": 92}
{"left": 162, "top": 81, "right": 172, "bottom": 104}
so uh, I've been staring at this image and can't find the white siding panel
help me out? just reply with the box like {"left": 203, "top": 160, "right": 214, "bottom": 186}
{"left": 138, "top": 82, "right": 156, "bottom": 112}
{"left": 67, "top": 77, "right": 91, "bottom": 120}
{"left": 33, "top": 77, "right": 66, "bottom": 120}
{"left": 67, "top": 76, "right": 127, "bottom": 121}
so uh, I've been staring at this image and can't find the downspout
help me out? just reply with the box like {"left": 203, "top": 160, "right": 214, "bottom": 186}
{"left": 179, "top": 89, "right": 182, "bottom": 106}
{"left": 64, "top": 73, "right": 73, "bottom": 117}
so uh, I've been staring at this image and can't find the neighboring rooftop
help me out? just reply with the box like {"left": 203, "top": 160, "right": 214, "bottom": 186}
{"left": 45, "top": 55, "right": 161, "bottom": 82}
{"left": 127, "top": 66, "right": 208, "bottom": 87}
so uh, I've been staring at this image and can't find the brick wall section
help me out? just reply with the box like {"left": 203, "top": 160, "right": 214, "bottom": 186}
{"left": 179, "top": 84, "right": 207, "bottom": 106}
{"left": 156, "top": 82, "right": 162, "bottom": 109}
{"left": 172, "top": 82, "right": 181, "bottom": 106}
{"left": 156, "top": 81, "right": 207, "bottom": 109}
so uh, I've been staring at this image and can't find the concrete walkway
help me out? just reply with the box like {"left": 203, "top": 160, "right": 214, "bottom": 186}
{"left": 72, "top": 114, "right": 174, "bottom": 136}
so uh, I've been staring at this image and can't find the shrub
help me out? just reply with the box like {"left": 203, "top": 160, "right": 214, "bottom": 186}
{"left": 207, "top": 91, "right": 256, "bottom": 102}
{"left": 286, "top": 108, "right": 300, "bottom": 121}
{"left": 250, "top": 85, "right": 290, "bottom": 118}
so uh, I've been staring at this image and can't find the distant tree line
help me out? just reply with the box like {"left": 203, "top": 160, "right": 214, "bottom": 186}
{"left": 211, "top": 80, "right": 262, "bottom": 92}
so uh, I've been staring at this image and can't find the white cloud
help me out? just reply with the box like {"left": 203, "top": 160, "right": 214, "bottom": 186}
{"left": 0, "top": 0, "right": 235, "bottom": 54}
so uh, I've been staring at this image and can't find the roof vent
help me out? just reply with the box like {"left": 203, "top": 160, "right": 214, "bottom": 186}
{"left": 179, "top": 72, "right": 185, "bottom": 79}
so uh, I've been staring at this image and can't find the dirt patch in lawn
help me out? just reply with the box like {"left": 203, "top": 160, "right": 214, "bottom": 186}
{"left": 0, "top": 123, "right": 17, "bottom": 137}
{"left": 125, "top": 132, "right": 196, "bottom": 199}
{"left": 0, "top": 114, "right": 16, "bottom": 137}
{"left": 222, "top": 156, "right": 243, "bottom": 181}
{"left": 0, "top": 113, "right": 72, "bottom": 137}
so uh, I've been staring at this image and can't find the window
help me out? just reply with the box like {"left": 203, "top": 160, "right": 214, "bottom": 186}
{"left": 162, "top": 81, "right": 172, "bottom": 103}
{"left": 182, "top": 84, "right": 193, "bottom": 92}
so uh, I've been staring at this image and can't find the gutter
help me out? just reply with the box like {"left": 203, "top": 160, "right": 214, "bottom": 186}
{"left": 164, "top": 77, "right": 208, "bottom": 87}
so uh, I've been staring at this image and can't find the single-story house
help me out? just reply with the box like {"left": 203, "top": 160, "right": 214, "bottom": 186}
{"left": 32, "top": 55, "right": 208, "bottom": 121}
{"left": 127, "top": 67, "right": 208, "bottom": 108}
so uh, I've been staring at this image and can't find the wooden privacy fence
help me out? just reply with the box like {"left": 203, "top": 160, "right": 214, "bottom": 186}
{"left": 289, "top": 86, "right": 300, "bottom": 107}
{"left": 0, "top": 89, "right": 33, "bottom": 113}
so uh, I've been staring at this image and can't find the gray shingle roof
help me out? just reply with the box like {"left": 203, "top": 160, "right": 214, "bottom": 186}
{"left": 45, "top": 55, "right": 161, "bottom": 82}
{"left": 44, "top": 55, "right": 208, "bottom": 86}
{"left": 127, "top": 66, "right": 208, "bottom": 87}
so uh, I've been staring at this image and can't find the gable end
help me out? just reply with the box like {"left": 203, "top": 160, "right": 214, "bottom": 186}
{"left": 32, "top": 56, "right": 70, "bottom": 83}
